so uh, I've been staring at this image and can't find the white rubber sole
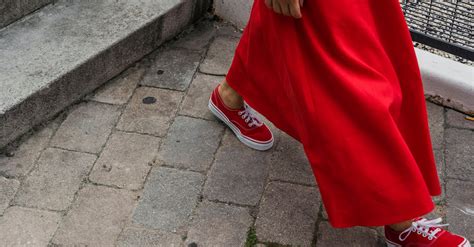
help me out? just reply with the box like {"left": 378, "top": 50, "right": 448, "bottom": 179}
{"left": 208, "top": 98, "right": 274, "bottom": 151}
{"left": 385, "top": 239, "right": 401, "bottom": 247}
{"left": 385, "top": 238, "right": 471, "bottom": 247}
{"left": 460, "top": 239, "right": 472, "bottom": 247}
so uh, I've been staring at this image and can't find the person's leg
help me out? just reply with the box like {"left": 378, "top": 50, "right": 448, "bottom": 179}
{"left": 388, "top": 220, "right": 413, "bottom": 231}
{"left": 218, "top": 80, "right": 244, "bottom": 109}
{"left": 208, "top": 79, "right": 274, "bottom": 151}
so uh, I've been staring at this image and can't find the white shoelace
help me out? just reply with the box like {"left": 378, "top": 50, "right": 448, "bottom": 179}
{"left": 399, "top": 218, "right": 449, "bottom": 241}
{"left": 238, "top": 105, "right": 263, "bottom": 128}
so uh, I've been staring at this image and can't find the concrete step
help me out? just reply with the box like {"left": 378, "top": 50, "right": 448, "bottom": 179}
{"left": 0, "top": 0, "right": 53, "bottom": 29}
{"left": 0, "top": 0, "right": 211, "bottom": 148}
{"left": 415, "top": 49, "right": 474, "bottom": 115}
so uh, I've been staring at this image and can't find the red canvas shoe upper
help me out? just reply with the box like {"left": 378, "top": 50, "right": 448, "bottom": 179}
{"left": 385, "top": 218, "right": 470, "bottom": 247}
{"left": 209, "top": 85, "right": 273, "bottom": 147}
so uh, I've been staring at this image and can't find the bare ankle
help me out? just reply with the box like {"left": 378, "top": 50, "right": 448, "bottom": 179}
{"left": 218, "top": 82, "right": 244, "bottom": 109}
{"left": 389, "top": 220, "right": 414, "bottom": 231}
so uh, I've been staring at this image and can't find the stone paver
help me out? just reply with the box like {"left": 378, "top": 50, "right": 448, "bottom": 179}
{"left": 199, "top": 35, "right": 239, "bottom": 75}
{"left": 116, "top": 87, "right": 183, "bottom": 137}
{"left": 321, "top": 205, "right": 329, "bottom": 220}
{"left": 445, "top": 128, "right": 473, "bottom": 181}
{"left": 256, "top": 181, "right": 320, "bottom": 246}
{"left": 140, "top": 48, "right": 202, "bottom": 91}
{"left": 215, "top": 21, "right": 243, "bottom": 37}
{"left": 269, "top": 132, "right": 315, "bottom": 186}
{"left": 426, "top": 102, "right": 446, "bottom": 184}
{"left": 426, "top": 101, "right": 445, "bottom": 150}
{"left": 179, "top": 72, "right": 223, "bottom": 120}
{"left": 425, "top": 204, "right": 448, "bottom": 220}
{"left": 133, "top": 167, "right": 204, "bottom": 232}
{"left": 316, "top": 222, "right": 383, "bottom": 247}
{"left": 0, "top": 177, "right": 19, "bottom": 215}
{"left": 185, "top": 201, "right": 253, "bottom": 246}
{"left": 117, "top": 227, "right": 184, "bottom": 247}
{"left": 446, "top": 179, "right": 474, "bottom": 240}
{"left": 172, "top": 19, "right": 216, "bottom": 51}
{"left": 89, "top": 131, "right": 160, "bottom": 190}
{"left": 0, "top": 206, "right": 61, "bottom": 247}
{"left": 157, "top": 116, "right": 224, "bottom": 172}
{"left": 52, "top": 185, "right": 137, "bottom": 246}
{"left": 13, "top": 148, "right": 96, "bottom": 211}
{"left": 433, "top": 145, "right": 445, "bottom": 172}
{"left": 51, "top": 102, "right": 121, "bottom": 154}
{"left": 203, "top": 130, "right": 271, "bottom": 206}
{"left": 0, "top": 121, "right": 56, "bottom": 178}
{"left": 446, "top": 108, "right": 474, "bottom": 129}
{"left": 89, "top": 66, "right": 144, "bottom": 105}
{"left": 433, "top": 148, "right": 446, "bottom": 199}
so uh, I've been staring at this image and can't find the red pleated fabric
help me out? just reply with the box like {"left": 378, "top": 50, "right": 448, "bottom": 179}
{"left": 226, "top": 0, "right": 442, "bottom": 228}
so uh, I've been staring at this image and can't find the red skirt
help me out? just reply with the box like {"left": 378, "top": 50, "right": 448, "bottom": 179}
{"left": 226, "top": 0, "right": 441, "bottom": 228}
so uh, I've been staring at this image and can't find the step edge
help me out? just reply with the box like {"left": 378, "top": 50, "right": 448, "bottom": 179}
{"left": 0, "top": 0, "right": 210, "bottom": 148}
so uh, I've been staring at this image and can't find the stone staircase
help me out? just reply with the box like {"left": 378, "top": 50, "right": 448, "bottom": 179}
{"left": 0, "top": 0, "right": 211, "bottom": 149}
{"left": 0, "top": 0, "right": 53, "bottom": 29}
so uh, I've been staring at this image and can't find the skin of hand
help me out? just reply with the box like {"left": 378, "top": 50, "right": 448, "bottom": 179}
{"left": 264, "top": 0, "right": 304, "bottom": 18}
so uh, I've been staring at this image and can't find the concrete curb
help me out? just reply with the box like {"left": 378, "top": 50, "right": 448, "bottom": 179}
{"left": 0, "top": 0, "right": 211, "bottom": 148}
{"left": 416, "top": 49, "right": 474, "bottom": 116}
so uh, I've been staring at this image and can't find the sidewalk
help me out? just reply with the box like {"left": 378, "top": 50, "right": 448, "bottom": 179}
{"left": 0, "top": 18, "right": 472, "bottom": 247}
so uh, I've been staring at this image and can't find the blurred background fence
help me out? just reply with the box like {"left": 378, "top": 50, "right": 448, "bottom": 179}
{"left": 400, "top": 0, "right": 473, "bottom": 60}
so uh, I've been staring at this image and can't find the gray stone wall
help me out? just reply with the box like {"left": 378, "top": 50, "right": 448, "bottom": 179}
{"left": 214, "top": 0, "right": 253, "bottom": 29}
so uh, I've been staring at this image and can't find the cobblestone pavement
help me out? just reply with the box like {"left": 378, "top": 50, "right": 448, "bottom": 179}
{"left": 1, "top": 18, "right": 473, "bottom": 247}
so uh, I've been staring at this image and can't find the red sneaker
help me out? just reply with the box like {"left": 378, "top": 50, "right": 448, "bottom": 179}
{"left": 208, "top": 85, "right": 274, "bottom": 151}
{"left": 385, "top": 218, "right": 471, "bottom": 247}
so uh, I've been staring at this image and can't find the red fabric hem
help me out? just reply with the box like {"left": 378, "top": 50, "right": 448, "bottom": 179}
{"left": 328, "top": 199, "right": 435, "bottom": 228}
{"left": 227, "top": 64, "right": 437, "bottom": 228}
